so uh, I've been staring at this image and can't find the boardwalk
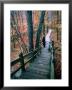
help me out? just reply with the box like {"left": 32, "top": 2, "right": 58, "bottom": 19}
{"left": 15, "top": 47, "right": 54, "bottom": 79}
{"left": 12, "top": 29, "right": 54, "bottom": 79}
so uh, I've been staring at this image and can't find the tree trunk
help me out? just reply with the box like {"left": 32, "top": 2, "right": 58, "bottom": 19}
{"left": 43, "top": 24, "right": 45, "bottom": 36}
{"left": 57, "top": 28, "right": 59, "bottom": 40}
{"left": 11, "top": 11, "right": 25, "bottom": 53}
{"left": 57, "top": 11, "right": 59, "bottom": 40}
{"left": 26, "top": 11, "right": 33, "bottom": 51}
{"left": 35, "top": 11, "right": 45, "bottom": 48}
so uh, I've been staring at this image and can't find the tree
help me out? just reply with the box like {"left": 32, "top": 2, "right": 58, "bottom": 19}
{"left": 11, "top": 12, "right": 17, "bottom": 50}
{"left": 56, "top": 11, "right": 59, "bottom": 40}
{"left": 11, "top": 11, "right": 28, "bottom": 54}
{"left": 26, "top": 11, "right": 34, "bottom": 51}
{"left": 35, "top": 11, "right": 45, "bottom": 48}
{"left": 42, "top": 23, "right": 45, "bottom": 36}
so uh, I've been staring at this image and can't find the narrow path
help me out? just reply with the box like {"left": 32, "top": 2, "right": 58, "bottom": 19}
{"left": 20, "top": 47, "right": 52, "bottom": 79}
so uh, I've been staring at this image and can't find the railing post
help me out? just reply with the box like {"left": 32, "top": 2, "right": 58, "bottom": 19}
{"left": 52, "top": 40, "right": 55, "bottom": 62}
{"left": 19, "top": 52, "right": 25, "bottom": 72}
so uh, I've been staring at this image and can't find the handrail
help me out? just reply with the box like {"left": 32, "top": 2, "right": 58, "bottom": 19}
{"left": 11, "top": 58, "right": 20, "bottom": 66}
{"left": 24, "top": 48, "right": 40, "bottom": 65}
{"left": 11, "top": 46, "right": 41, "bottom": 77}
{"left": 23, "top": 48, "right": 38, "bottom": 58}
{"left": 50, "top": 41, "right": 55, "bottom": 79}
{"left": 11, "top": 66, "right": 22, "bottom": 78}
{"left": 11, "top": 48, "right": 39, "bottom": 66}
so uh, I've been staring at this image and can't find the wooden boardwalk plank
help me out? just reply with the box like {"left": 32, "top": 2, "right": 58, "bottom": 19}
{"left": 19, "top": 47, "right": 52, "bottom": 79}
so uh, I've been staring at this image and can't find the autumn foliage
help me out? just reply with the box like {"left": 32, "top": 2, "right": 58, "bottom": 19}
{"left": 11, "top": 11, "right": 61, "bottom": 79}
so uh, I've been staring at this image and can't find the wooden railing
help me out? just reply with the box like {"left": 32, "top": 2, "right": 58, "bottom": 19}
{"left": 11, "top": 42, "right": 42, "bottom": 78}
{"left": 50, "top": 40, "right": 55, "bottom": 79}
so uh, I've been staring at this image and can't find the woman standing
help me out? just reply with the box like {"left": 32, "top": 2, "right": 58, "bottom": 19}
{"left": 45, "top": 29, "right": 52, "bottom": 51}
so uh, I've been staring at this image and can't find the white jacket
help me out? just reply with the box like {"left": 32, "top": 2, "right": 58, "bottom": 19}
{"left": 45, "top": 29, "right": 52, "bottom": 42}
